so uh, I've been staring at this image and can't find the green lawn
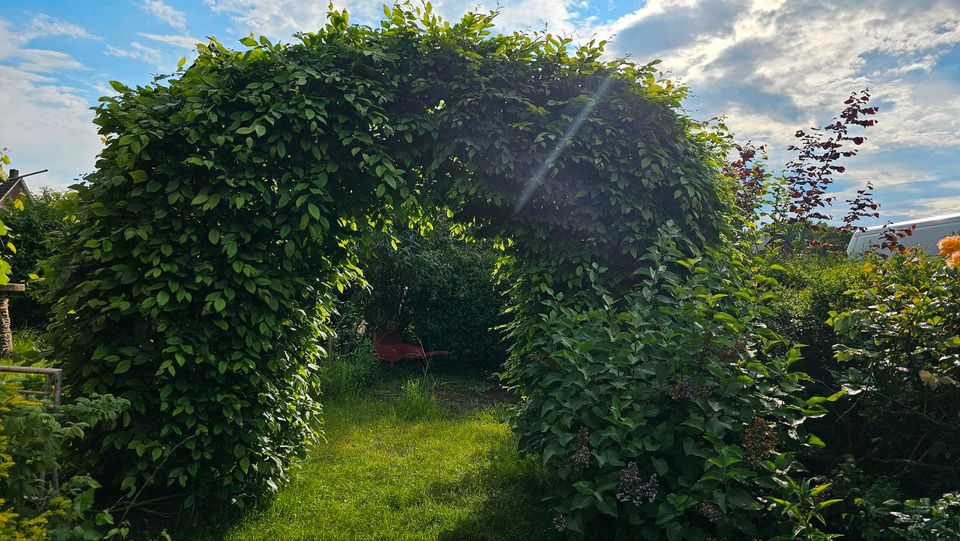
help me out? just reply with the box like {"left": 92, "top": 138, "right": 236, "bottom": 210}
{"left": 206, "top": 383, "right": 556, "bottom": 541}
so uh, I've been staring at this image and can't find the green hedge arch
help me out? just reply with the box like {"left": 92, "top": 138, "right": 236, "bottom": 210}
{"left": 46, "top": 6, "right": 725, "bottom": 507}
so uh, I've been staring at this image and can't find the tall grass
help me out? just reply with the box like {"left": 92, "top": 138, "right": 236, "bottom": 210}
{"left": 317, "top": 347, "right": 383, "bottom": 398}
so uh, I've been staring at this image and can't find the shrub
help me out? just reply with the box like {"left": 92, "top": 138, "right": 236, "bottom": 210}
{"left": 1, "top": 189, "right": 76, "bottom": 328}
{"left": 44, "top": 5, "right": 724, "bottom": 509}
{"left": 846, "top": 484, "right": 960, "bottom": 541}
{"left": 830, "top": 250, "right": 960, "bottom": 496}
{"left": 765, "top": 254, "right": 865, "bottom": 383}
{"left": 855, "top": 490, "right": 960, "bottom": 540}
{"left": 504, "top": 228, "right": 830, "bottom": 538}
{"left": 358, "top": 226, "right": 507, "bottom": 371}
{"left": 0, "top": 381, "right": 128, "bottom": 539}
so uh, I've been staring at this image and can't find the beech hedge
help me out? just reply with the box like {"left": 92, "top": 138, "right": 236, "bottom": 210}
{"left": 45, "top": 4, "right": 726, "bottom": 514}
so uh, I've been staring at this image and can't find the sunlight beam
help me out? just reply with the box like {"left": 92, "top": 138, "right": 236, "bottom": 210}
{"left": 514, "top": 75, "right": 614, "bottom": 213}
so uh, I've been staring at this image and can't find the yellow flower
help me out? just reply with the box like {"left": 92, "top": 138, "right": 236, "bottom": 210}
{"left": 949, "top": 251, "right": 960, "bottom": 268}
{"left": 938, "top": 235, "right": 960, "bottom": 256}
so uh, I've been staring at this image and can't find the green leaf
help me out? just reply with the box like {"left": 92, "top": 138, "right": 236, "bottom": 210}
{"left": 807, "top": 434, "right": 826, "bottom": 448}
{"left": 115, "top": 359, "right": 132, "bottom": 374}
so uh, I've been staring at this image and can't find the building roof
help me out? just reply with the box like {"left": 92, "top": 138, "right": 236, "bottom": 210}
{"left": 0, "top": 175, "right": 28, "bottom": 205}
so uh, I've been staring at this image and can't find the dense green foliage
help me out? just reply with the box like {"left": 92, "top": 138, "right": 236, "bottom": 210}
{"left": 505, "top": 229, "right": 827, "bottom": 538}
{"left": 1, "top": 190, "right": 76, "bottom": 328}
{"left": 43, "top": 5, "right": 725, "bottom": 511}
{"left": 0, "top": 148, "right": 18, "bottom": 285}
{"left": 358, "top": 225, "right": 507, "bottom": 370}
{"left": 0, "top": 381, "right": 127, "bottom": 539}
{"left": 853, "top": 491, "right": 960, "bottom": 540}
{"left": 830, "top": 252, "right": 960, "bottom": 496}
{"left": 765, "top": 255, "right": 865, "bottom": 383}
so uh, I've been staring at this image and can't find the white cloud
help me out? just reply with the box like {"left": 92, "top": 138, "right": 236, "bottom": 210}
{"left": 0, "top": 17, "right": 100, "bottom": 188}
{"left": 21, "top": 14, "right": 99, "bottom": 42}
{"left": 204, "top": 0, "right": 583, "bottom": 40}
{"left": 141, "top": 0, "right": 188, "bottom": 31}
{"left": 885, "top": 196, "right": 960, "bottom": 220}
{"left": 105, "top": 42, "right": 166, "bottom": 67}
{"left": 593, "top": 0, "right": 960, "bottom": 221}
{"left": 0, "top": 64, "right": 100, "bottom": 189}
{"left": 17, "top": 49, "right": 86, "bottom": 73}
{"left": 139, "top": 32, "right": 202, "bottom": 50}
{"left": 939, "top": 181, "right": 960, "bottom": 190}
{"left": 599, "top": 0, "right": 960, "bottom": 151}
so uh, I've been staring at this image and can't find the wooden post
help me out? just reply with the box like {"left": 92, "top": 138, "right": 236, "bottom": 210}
{"left": 0, "top": 283, "right": 26, "bottom": 358}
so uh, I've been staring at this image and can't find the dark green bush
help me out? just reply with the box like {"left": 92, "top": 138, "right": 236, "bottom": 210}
{"left": 358, "top": 226, "right": 507, "bottom": 371}
{"left": 830, "top": 251, "right": 960, "bottom": 497}
{"left": 1, "top": 189, "right": 75, "bottom": 328}
{"left": 840, "top": 470, "right": 960, "bottom": 541}
{"left": 504, "top": 228, "right": 830, "bottom": 538}
{"left": 765, "top": 254, "right": 865, "bottom": 383}
{"left": 858, "top": 493, "right": 960, "bottom": 540}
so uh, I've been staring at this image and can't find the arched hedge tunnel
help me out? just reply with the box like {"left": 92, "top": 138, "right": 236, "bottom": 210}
{"left": 45, "top": 7, "right": 726, "bottom": 506}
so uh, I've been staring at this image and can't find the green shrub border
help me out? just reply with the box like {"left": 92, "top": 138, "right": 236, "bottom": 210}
{"left": 45, "top": 6, "right": 724, "bottom": 509}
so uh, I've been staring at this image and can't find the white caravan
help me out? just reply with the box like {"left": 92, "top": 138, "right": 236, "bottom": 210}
{"left": 847, "top": 212, "right": 960, "bottom": 257}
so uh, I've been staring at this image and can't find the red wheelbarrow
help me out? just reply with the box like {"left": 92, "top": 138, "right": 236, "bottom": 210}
{"left": 373, "top": 331, "right": 448, "bottom": 368}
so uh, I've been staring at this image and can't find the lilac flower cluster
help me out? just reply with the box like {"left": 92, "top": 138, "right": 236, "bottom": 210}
{"left": 669, "top": 376, "right": 713, "bottom": 400}
{"left": 743, "top": 417, "right": 777, "bottom": 466}
{"left": 553, "top": 513, "right": 566, "bottom": 532}
{"left": 572, "top": 426, "right": 591, "bottom": 469}
{"left": 720, "top": 335, "right": 750, "bottom": 360}
{"left": 615, "top": 462, "right": 659, "bottom": 504}
{"left": 696, "top": 502, "right": 722, "bottom": 523}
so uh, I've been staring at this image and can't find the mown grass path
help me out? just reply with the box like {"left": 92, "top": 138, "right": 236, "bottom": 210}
{"left": 213, "top": 388, "right": 555, "bottom": 541}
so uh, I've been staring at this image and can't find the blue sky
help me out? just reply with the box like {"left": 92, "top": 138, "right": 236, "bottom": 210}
{"left": 1, "top": 0, "right": 959, "bottom": 223}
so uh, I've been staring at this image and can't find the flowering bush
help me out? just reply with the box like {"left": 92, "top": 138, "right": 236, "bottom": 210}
{"left": 830, "top": 245, "right": 960, "bottom": 496}
{"left": 939, "top": 235, "right": 960, "bottom": 267}
{"left": 505, "top": 228, "right": 829, "bottom": 538}
{"left": 0, "top": 382, "right": 127, "bottom": 539}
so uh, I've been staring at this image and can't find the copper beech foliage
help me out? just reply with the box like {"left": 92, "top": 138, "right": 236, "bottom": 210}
{"left": 784, "top": 89, "right": 878, "bottom": 226}
{"left": 724, "top": 90, "right": 917, "bottom": 253}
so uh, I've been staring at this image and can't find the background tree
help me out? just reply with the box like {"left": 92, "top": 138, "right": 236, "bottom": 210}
{"left": 724, "top": 90, "right": 883, "bottom": 254}
{"left": 1, "top": 189, "right": 76, "bottom": 328}
{"left": 356, "top": 223, "right": 507, "bottom": 371}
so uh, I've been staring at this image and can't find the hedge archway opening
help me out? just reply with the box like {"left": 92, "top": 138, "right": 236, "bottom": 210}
{"left": 46, "top": 6, "right": 725, "bottom": 511}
